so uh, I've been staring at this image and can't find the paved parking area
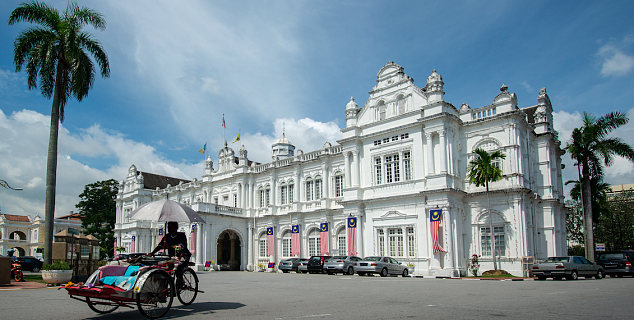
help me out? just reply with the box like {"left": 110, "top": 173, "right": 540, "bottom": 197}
{"left": 1, "top": 271, "right": 632, "bottom": 319}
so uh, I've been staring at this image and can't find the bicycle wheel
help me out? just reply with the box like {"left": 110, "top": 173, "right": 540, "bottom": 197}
{"left": 87, "top": 297, "right": 119, "bottom": 314}
{"left": 177, "top": 268, "right": 198, "bottom": 305}
{"left": 136, "top": 271, "right": 174, "bottom": 319}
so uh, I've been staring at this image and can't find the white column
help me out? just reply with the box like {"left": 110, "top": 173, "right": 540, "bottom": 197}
{"left": 439, "top": 129, "right": 447, "bottom": 173}
{"left": 323, "top": 163, "right": 329, "bottom": 198}
{"left": 352, "top": 151, "right": 360, "bottom": 187}
{"left": 448, "top": 130, "right": 454, "bottom": 175}
{"left": 426, "top": 133, "right": 435, "bottom": 175}
{"left": 196, "top": 223, "right": 203, "bottom": 265}
{"left": 444, "top": 208, "right": 455, "bottom": 270}
{"left": 344, "top": 153, "right": 351, "bottom": 188}
{"left": 247, "top": 226, "right": 253, "bottom": 271}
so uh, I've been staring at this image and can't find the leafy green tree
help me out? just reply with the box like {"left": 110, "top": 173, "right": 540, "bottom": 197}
{"left": 599, "top": 189, "right": 634, "bottom": 250}
{"left": 9, "top": 1, "right": 110, "bottom": 264}
{"left": 565, "top": 200, "right": 585, "bottom": 247}
{"left": 565, "top": 111, "right": 634, "bottom": 261}
{"left": 75, "top": 179, "right": 118, "bottom": 259}
{"left": 467, "top": 148, "right": 506, "bottom": 270}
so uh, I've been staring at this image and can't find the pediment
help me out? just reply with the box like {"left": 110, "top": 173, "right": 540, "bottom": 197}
{"left": 373, "top": 210, "right": 418, "bottom": 221}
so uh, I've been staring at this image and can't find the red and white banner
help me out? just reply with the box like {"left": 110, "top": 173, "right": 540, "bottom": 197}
{"left": 347, "top": 217, "right": 357, "bottom": 256}
{"left": 190, "top": 224, "right": 197, "bottom": 256}
{"left": 320, "top": 223, "right": 329, "bottom": 255}
{"left": 430, "top": 209, "right": 446, "bottom": 254}
{"left": 131, "top": 236, "right": 136, "bottom": 253}
{"left": 266, "top": 227, "right": 274, "bottom": 257}
{"left": 291, "top": 225, "right": 300, "bottom": 256}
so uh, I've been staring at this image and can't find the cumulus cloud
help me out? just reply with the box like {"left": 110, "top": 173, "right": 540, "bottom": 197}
{"left": 598, "top": 35, "right": 634, "bottom": 77}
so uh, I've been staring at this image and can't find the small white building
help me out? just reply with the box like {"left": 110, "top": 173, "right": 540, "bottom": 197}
{"left": 115, "top": 62, "right": 566, "bottom": 277}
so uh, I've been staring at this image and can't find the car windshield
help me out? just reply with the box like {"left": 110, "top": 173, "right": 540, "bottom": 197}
{"left": 598, "top": 253, "right": 625, "bottom": 260}
{"left": 309, "top": 257, "right": 321, "bottom": 261}
{"left": 364, "top": 257, "right": 382, "bottom": 261}
{"left": 544, "top": 257, "right": 569, "bottom": 263}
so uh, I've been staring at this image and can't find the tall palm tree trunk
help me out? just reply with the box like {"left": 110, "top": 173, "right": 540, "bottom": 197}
{"left": 487, "top": 182, "right": 497, "bottom": 270}
{"left": 43, "top": 63, "right": 63, "bottom": 265}
{"left": 582, "top": 169, "right": 594, "bottom": 262}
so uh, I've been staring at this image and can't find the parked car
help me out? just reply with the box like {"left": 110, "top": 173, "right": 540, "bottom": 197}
{"left": 354, "top": 256, "right": 408, "bottom": 277}
{"left": 279, "top": 258, "right": 307, "bottom": 273}
{"left": 596, "top": 251, "right": 634, "bottom": 277}
{"left": 17, "top": 256, "right": 43, "bottom": 272}
{"left": 323, "top": 255, "right": 362, "bottom": 275}
{"left": 298, "top": 260, "right": 309, "bottom": 273}
{"left": 307, "top": 255, "right": 331, "bottom": 274}
{"left": 532, "top": 256, "right": 604, "bottom": 280}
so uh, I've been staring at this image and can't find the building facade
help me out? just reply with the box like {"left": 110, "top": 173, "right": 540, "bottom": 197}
{"left": 115, "top": 62, "right": 566, "bottom": 276}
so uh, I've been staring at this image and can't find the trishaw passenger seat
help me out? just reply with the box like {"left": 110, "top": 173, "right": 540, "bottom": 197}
{"left": 99, "top": 265, "right": 141, "bottom": 289}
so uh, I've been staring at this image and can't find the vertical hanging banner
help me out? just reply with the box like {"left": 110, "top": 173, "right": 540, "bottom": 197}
{"left": 191, "top": 224, "right": 197, "bottom": 256}
{"left": 347, "top": 217, "right": 357, "bottom": 256}
{"left": 291, "top": 225, "right": 300, "bottom": 256}
{"left": 131, "top": 236, "right": 136, "bottom": 253}
{"left": 320, "top": 222, "right": 329, "bottom": 255}
{"left": 267, "top": 227, "right": 274, "bottom": 257}
{"left": 430, "top": 209, "right": 446, "bottom": 254}
{"left": 113, "top": 237, "right": 117, "bottom": 257}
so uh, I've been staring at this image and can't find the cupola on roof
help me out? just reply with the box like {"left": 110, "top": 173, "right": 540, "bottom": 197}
{"left": 346, "top": 96, "right": 358, "bottom": 110}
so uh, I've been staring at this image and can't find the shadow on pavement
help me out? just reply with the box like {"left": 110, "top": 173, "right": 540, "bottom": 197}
{"left": 84, "top": 301, "right": 245, "bottom": 319}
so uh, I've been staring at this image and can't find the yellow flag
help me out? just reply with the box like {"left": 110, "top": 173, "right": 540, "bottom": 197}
{"left": 233, "top": 131, "right": 240, "bottom": 143}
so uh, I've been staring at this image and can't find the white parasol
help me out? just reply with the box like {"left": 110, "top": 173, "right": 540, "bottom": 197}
{"left": 127, "top": 199, "right": 205, "bottom": 223}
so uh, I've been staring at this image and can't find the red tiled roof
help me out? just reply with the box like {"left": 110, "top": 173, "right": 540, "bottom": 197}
{"left": 3, "top": 214, "right": 31, "bottom": 222}
{"left": 56, "top": 213, "right": 83, "bottom": 221}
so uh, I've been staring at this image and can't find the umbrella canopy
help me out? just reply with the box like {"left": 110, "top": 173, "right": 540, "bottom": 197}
{"left": 127, "top": 199, "right": 205, "bottom": 223}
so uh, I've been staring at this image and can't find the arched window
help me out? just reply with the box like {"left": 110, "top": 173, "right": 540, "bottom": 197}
{"left": 315, "top": 175, "right": 322, "bottom": 199}
{"left": 334, "top": 171, "right": 344, "bottom": 197}
{"left": 259, "top": 232, "right": 267, "bottom": 257}
{"left": 258, "top": 187, "right": 264, "bottom": 208}
{"left": 280, "top": 182, "right": 287, "bottom": 205}
{"left": 308, "top": 228, "right": 321, "bottom": 256}
{"left": 477, "top": 211, "right": 507, "bottom": 257}
{"left": 337, "top": 227, "right": 346, "bottom": 255}
{"left": 396, "top": 95, "right": 406, "bottom": 114}
{"left": 288, "top": 180, "right": 294, "bottom": 203}
{"left": 305, "top": 177, "right": 314, "bottom": 201}
{"left": 265, "top": 184, "right": 271, "bottom": 207}
{"left": 282, "top": 230, "right": 292, "bottom": 257}
{"left": 378, "top": 101, "right": 386, "bottom": 120}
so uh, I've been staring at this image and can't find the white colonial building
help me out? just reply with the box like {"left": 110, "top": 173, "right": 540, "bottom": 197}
{"left": 115, "top": 62, "right": 566, "bottom": 277}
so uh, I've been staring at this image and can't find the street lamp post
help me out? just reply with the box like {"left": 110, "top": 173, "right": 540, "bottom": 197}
{"left": 0, "top": 180, "right": 23, "bottom": 191}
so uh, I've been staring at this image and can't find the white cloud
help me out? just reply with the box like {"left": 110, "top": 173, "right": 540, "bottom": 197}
{"left": 598, "top": 38, "right": 634, "bottom": 77}
{"left": 521, "top": 81, "right": 533, "bottom": 94}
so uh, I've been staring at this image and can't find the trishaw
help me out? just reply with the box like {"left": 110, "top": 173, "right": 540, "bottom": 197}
{"left": 63, "top": 254, "right": 203, "bottom": 319}
{"left": 63, "top": 199, "right": 207, "bottom": 319}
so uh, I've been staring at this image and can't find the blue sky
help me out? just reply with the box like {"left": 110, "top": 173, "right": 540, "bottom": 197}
{"left": 1, "top": 0, "right": 634, "bottom": 218}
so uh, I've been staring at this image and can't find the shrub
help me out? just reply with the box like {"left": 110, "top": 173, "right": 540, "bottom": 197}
{"left": 42, "top": 260, "right": 70, "bottom": 271}
{"left": 468, "top": 254, "right": 480, "bottom": 277}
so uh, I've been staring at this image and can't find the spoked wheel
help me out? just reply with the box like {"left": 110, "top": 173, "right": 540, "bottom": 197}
{"left": 87, "top": 297, "right": 119, "bottom": 314}
{"left": 177, "top": 268, "right": 199, "bottom": 305}
{"left": 136, "top": 271, "right": 174, "bottom": 319}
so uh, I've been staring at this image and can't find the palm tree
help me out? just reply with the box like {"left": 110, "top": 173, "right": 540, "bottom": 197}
{"left": 565, "top": 111, "right": 634, "bottom": 262}
{"left": 9, "top": 1, "right": 110, "bottom": 264}
{"left": 467, "top": 148, "right": 506, "bottom": 270}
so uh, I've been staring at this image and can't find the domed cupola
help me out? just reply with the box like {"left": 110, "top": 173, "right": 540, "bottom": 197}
{"left": 345, "top": 96, "right": 360, "bottom": 128}
{"left": 426, "top": 69, "right": 445, "bottom": 102}
{"left": 272, "top": 131, "right": 295, "bottom": 160}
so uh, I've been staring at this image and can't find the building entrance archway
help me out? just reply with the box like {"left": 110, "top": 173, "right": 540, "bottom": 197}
{"left": 217, "top": 230, "right": 241, "bottom": 270}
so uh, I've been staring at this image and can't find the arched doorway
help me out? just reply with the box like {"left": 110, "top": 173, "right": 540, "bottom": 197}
{"left": 216, "top": 230, "right": 241, "bottom": 271}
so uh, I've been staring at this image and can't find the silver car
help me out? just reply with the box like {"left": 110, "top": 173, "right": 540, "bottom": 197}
{"left": 354, "top": 256, "right": 408, "bottom": 277}
{"left": 297, "top": 259, "right": 309, "bottom": 273}
{"left": 279, "top": 258, "right": 306, "bottom": 273}
{"left": 323, "top": 255, "right": 362, "bottom": 275}
{"left": 532, "top": 256, "right": 604, "bottom": 280}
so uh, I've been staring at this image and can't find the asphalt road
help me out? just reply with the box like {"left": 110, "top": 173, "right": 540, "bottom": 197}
{"left": 1, "top": 272, "right": 632, "bottom": 319}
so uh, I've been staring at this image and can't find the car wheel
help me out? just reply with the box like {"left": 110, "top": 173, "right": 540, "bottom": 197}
{"left": 358, "top": 272, "right": 365, "bottom": 276}
{"left": 610, "top": 274, "right": 616, "bottom": 278}
{"left": 327, "top": 271, "right": 333, "bottom": 275}
{"left": 380, "top": 268, "right": 388, "bottom": 277}
{"left": 536, "top": 276, "right": 546, "bottom": 280}
{"left": 282, "top": 270, "right": 289, "bottom": 273}
{"left": 347, "top": 267, "right": 354, "bottom": 275}
{"left": 595, "top": 270, "right": 604, "bottom": 279}
{"left": 567, "top": 270, "right": 578, "bottom": 280}
{"left": 32, "top": 266, "right": 40, "bottom": 272}
{"left": 402, "top": 268, "right": 408, "bottom": 277}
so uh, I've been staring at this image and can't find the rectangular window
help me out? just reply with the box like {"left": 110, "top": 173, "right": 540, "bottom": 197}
{"left": 385, "top": 155, "right": 400, "bottom": 183}
{"left": 282, "top": 238, "right": 291, "bottom": 257}
{"left": 375, "top": 158, "right": 382, "bottom": 185}
{"left": 389, "top": 229, "right": 403, "bottom": 257}
{"left": 338, "top": 236, "right": 346, "bottom": 255}
{"left": 315, "top": 180, "right": 322, "bottom": 199}
{"left": 403, "top": 151, "right": 412, "bottom": 180}
{"left": 400, "top": 133, "right": 409, "bottom": 140}
{"left": 289, "top": 184, "right": 294, "bottom": 203}
{"left": 493, "top": 108, "right": 496, "bottom": 115}
{"left": 259, "top": 190, "right": 264, "bottom": 208}
{"left": 81, "top": 245, "right": 89, "bottom": 259}
{"left": 407, "top": 227, "right": 415, "bottom": 257}
{"left": 309, "top": 237, "right": 320, "bottom": 256}
{"left": 377, "top": 229, "right": 385, "bottom": 256}
{"left": 481, "top": 227, "right": 505, "bottom": 256}
{"left": 383, "top": 138, "right": 389, "bottom": 144}
{"left": 335, "top": 176, "right": 343, "bottom": 197}
{"left": 385, "top": 155, "right": 393, "bottom": 183}
{"left": 259, "top": 240, "right": 266, "bottom": 257}
{"left": 487, "top": 110, "right": 491, "bottom": 116}
{"left": 281, "top": 186, "right": 287, "bottom": 205}
{"left": 306, "top": 181, "right": 314, "bottom": 201}
{"left": 392, "top": 136, "right": 398, "bottom": 141}
{"left": 92, "top": 245, "right": 100, "bottom": 259}
{"left": 265, "top": 189, "right": 270, "bottom": 206}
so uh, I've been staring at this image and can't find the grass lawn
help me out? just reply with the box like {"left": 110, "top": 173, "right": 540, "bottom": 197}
{"left": 465, "top": 274, "right": 518, "bottom": 278}
{"left": 23, "top": 274, "right": 46, "bottom": 283}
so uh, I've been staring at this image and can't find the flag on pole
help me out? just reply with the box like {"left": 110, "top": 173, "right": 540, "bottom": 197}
{"left": 233, "top": 130, "right": 241, "bottom": 143}
{"left": 347, "top": 217, "right": 357, "bottom": 256}
{"left": 158, "top": 228, "right": 163, "bottom": 254}
{"left": 430, "top": 209, "right": 446, "bottom": 254}
{"left": 131, "top": 236, "right": 136, "bottom": 253}
{"left": 114, "top": 237, "right": 117, "bottom": 257}
{"left": 199, "top": 142, "right": 206, "bottom": 154}
{"left": 222, "top": 114, "right": 226, "bottom": 128}
{"left": 291, "top": 225, "right": 300, "bottom": 256}
{"left": 267, "top": 227, "right": 274, "bottom": 256}
{"left": 320, "top": 222, "right": 329, "bottom": 255}
{"left": 190, "top": 224, "right": 197, "bottom": 256}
